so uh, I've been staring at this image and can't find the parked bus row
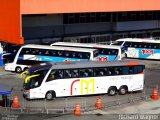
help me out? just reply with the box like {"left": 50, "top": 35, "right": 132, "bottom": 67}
{"left": 23, "top": 60, "right": 145, "bottom": 100}
{"left": 4, "top": 38, "right": 159, "bottom": 73}
{"left": 4, "top": 43, "right": 124, "bottom": 73}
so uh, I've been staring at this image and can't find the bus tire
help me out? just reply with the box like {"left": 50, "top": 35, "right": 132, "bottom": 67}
{"left": 15, "top": 67, "right": 22, "bottom": 73}
{"left": 45, "top": 91, "right": 56, "bottom": 100}
{"left": 108, "top": 87, "right": 117, "bottom": 96}
{"left": 119, "top": 86, "right": 128, "bottom": 95}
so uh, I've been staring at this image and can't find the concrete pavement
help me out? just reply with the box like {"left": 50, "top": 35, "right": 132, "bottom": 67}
{"left": 2, "top": 98, "right": 159, "bottom": 120}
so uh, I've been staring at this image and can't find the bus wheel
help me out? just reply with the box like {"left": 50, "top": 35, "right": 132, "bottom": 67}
{"left": 45, "top": 91, "right": 56, "bottom": 100}
{"left": 15, "top": 67, "right": 22, "bottom": 73}
{"left": 108, "top": 87, "right": 117, "bottom": 96}
{"left": 119, "top": 86, "right": 128, "bottom": 95}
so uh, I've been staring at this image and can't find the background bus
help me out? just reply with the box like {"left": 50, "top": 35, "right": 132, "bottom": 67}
{"left": 4, "top": 44, "right": 98, "bottom": 73}
{"left": 23, "top": 60, "right": 145, "bottom": 100}
{"left": 51, "top": 42, "right": 125, "bottom": 61}
{"left": 112, "top": 38, "right": 160, "bottom": 60}
{"left": 2, "top": 44, "right": 21, "bottom": 64}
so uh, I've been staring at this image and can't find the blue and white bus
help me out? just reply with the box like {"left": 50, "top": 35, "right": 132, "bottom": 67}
{"left": 4, "top": 44, "right": 98, "bottom": 73}
{"left": 112, "top": 38, "right": 160, "bottom": 60}
{"left": 51, "top": 42, "right": 125, "bottom": 61}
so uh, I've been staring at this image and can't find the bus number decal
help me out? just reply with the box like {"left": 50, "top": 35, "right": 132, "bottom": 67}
{"left": 142, "top": 49, "right": 154, "bottom": 55}
{"left": 70, "top": 79, "right": 95, "bottom": 95}
{"left": 98, "top": 57, "right": 108, "bottom": 61}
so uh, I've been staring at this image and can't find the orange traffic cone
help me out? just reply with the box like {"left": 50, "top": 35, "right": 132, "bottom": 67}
{"left": 95, "top": 96, "right": 103, "bottom": 110}
{"left": 74, "top": 104, "right": 81, "bottom": 116}
{"left": 12, "top": 96, "right": 20, "bottom": 108}
{"left": 152, "top": 87, "right": 158, "bottom": 100}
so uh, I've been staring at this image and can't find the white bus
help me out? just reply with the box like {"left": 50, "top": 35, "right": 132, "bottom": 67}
{"left": 112, "top": 38, "right": 160, "bottom": 60}
{"left": 4, "top": 44, "right": 98, "bottom": 73}
{"left": 23, "top": 60, "right": 145, "bottom": 100}
{"left": 51, "top": 42, "right": 125, "bottom": 61}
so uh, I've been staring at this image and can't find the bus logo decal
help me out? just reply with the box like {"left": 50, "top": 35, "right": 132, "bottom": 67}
{"left": 80, "top": 79, "right": 95, "bottom": 95}
{"left": 98, "top": 57, "right": 108, "bottom": 61}
{"left": 70, "top": 79, "right": 95, "bottom": 95}
{"left": 142, "top": 49, "right": 154, "bottom": 55}
{"left": 70, "top": 79, "right": 80, "bottom": 95}
{"left": 64, "top": 59, "right": 70, "bottom": 62}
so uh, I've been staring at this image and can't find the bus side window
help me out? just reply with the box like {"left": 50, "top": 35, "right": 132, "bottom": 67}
{"left": 53, "top": 70, "right": 63, "bottom": 79}
{"left": 122, "top": 67, "right": 129, "bottom": 75}
{"left": 72, "top": 69, "right": 79, "bottom": 78}
{"left": 94, "top": 68, "right": 98, "bottom": 76}
{"left": 107, "top": 50, "right": 111, "bottom": 55}
{"left": 64, "top": 70, "right": 72, "bottom": 78}
{"left": 148, "top": 43, "right": 152, "bottom": 48}
{"left": 84, "top": 53, "right": 90, "bottom": 59}
{"left": 115, "top": 49, "right": 118, "bottom": 55}
{"left": 78, "top": 52, "right": 83, "bottom": 59}
{"left": 32, "top": 49, "right": 36, "bottom": 54}
{"left": 143, "top": 43, "right": 147, "bottom": 48}
{"left": 129, "top": 42, "right": 133, "bottom": 47}
{"left": 124, "top": 42, "right": 129, "bottom": 47}
{"left": 101, "top": 49, "right": 107, "bottom": 54}
{"left": 72, "top": 52, "right": 76, "bottom": 58}
{"left": 34, "top": 49, "right": 40, "bottom": 55}
{"left": 134, "top": 43, "right": 138, "bottom": 48}
{"left": 38, "top": 50, "right": 43, "bottom": 55}
{"left": 153, "top": 44, "right": 158, "bottom": 49}
{"left": 86, "top": 68, "right": 93, "bottom": 77}
{"left": 99, "top": 69, "right": 104, "bottom": 76}
{"left": 45, "top": 50, "right": 49, "bottom": 55}
{"left": 129, "top": 67, "right": 134, "bottom": 74}
{"left": 114, "top": 67, "right": 121, "bottom": 75}
{"left": 58, "top": 51, "right": 63, "bottom": 57}
{"left": 53, "top": 50, "right": 58, "bottom": 56}
{"left": 46, "top": 71, "right": 56, "bottom": 82}
{"left": 138, "top": 44, "right": 142, "bottom": 48}
{"left": 107, "top": 67, "right": 112, "bottom": 76}
{"left": 80, "top": 69, "right": 91, "bottom": 77}
{"left": 134, "top": 65, "right": 143, "bottom": 74}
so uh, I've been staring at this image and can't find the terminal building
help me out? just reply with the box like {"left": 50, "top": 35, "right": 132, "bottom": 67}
{"left": 0, "top": 0, "right": 160, "bottom": 45}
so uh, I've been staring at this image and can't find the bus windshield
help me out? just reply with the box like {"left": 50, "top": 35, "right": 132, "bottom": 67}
{"left": 24, "top": 69, "right": 49, "bottom": 90}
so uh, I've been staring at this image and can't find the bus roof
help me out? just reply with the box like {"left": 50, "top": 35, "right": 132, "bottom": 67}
{"left": 29, "top": 60, "right": 144, "bottom": 72}
{"left": 116, "top": 38, "right": 160, "bottom": 43}
{"left": 51, "top": 42, "right": 121, "bottom": 49}
{"left": 21, "top": 44, "right": 97, "bottom": 52}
